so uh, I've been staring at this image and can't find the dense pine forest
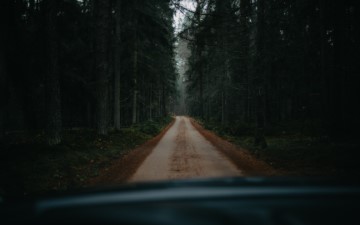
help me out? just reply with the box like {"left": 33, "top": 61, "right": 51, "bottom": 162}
{"left": 0, "top": 0, "right": 177, "bottom": 145}
{"left": 1, "top": 0, "right": 360, "bottom": 195}
{"left": 180, "top": 0, "right": 360, "bottom": 146}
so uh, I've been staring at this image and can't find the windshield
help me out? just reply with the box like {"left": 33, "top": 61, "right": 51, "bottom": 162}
{"left": 0, "top": 0, "right": 359, "bottom": 197}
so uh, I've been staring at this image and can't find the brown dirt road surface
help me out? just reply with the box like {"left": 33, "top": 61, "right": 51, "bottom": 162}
{"left": 88, "top": 116, "right": 276, "bottom": 187}
{"left": 129, "top": 116, "right": 242, "bottom": 182}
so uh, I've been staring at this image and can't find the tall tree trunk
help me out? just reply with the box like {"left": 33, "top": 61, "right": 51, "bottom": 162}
{"left": 319, "top": 0, "right": 329, "bottom": 131}
{"left": 254, "top": 90, "right": 267, "bottom": 148}
{"left": 0, "top": 47, "right": 5, "bottom": 142}
{"left": 149, "top": 84, "right": 152, "bottom": 120}
{"left": 194, "top": 1, "right": 204, "bottom": 119}
{"left": 45, "top": 0, "right": 62, "bottom": 146}
{"left": 158, "top": 89, "right": 161, "bottom": 117}
{"left": 114, "top": 0, "right": 121, "bottom": 130}
{"left": 94, "top": 0, "right": 110, "bottom": 135}
{"left": 199, "top": 54, "right": 204, "bottom": 120}
{"left": 0, "top": 1, "right": 6, "bottom": 141}
{"left": 196, "top": 40, "right": 204, "bottom": 119}
{"left": 162, "top": 82, "right": 166, "bottom": 117}
{"left": 132, "top": 39, "right": 138, "bottom": 124}
{"left": 131, "top": 0, "right": 138, "bottom": 124}
{"left": 331, "top": 1, "right": 346, "bottom": 137}
{"left": 240, "top": 0, "right": 251, "bottom": 122}
{"left": 254, "top": 0, "right": 267, "bottom": 149}
{"left": 221, "top": 90, "right": 225, "bottom": 124}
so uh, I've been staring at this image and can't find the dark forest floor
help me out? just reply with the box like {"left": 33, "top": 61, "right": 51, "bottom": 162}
{"left": 229, "top": 135, "right": 360, "bottom": 176}
{"left": 0, "top": 117, "right": 172, "bottom": 197}
{"left": 197, "top": 119, "right": 360, "bottom": 177}
{"left": 1, "top": 116, "right": 359, "bottom": 197}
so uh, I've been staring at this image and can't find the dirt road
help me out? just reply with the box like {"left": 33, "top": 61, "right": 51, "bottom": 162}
{"left": 129, "top": 116, "right": 241, "bottom": 182}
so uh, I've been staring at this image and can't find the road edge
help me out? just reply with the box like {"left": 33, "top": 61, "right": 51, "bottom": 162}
{"left": 189, "top": 118, "right": 278, "bottom": 176}
{"left": 86, "top": 118, "right": 176, "bottom": 187}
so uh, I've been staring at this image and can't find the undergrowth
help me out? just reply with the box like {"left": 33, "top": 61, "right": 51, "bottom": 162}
{"left": 195, "top": 118, "right": 360, "bottom": 176}
{"left": 0, "top": 116, "right": 173, "bottom": 196}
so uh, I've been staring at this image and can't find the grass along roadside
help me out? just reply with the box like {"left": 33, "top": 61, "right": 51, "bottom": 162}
{"left": 194, "top": 119, "right": 360, "bottom": 177}
{"left": 0, "top": 116, "right": 173, "bottom": 196}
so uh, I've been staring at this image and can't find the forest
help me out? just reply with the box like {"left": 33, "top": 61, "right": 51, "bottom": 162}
{"left": 179, "top": 0, "right": 360, "bottom": 147}
{"left": 0, "top": 0, "right": 360, "bottom": 195}
{"left": 0, "top": 0, "right": 177, "bottom": 145}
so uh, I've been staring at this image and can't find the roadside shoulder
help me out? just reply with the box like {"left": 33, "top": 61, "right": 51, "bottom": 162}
{"left": 86, "top": 118, "right": 176, "bottom": 187}
{"left": 190, "top": 118, "right": 277, "bottom": 176}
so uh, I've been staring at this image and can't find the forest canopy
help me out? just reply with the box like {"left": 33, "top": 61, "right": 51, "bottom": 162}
{"left": 0, "top": 0, "right": 178, "bottom": 145}
{"left": 177, "top": 0, "right": 360, "bottom": 146}
{"left": 1, "top": 0, "right": 359, "bottom": 145}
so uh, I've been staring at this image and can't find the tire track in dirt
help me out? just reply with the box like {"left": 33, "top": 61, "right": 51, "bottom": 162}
{"left": 89, "top": 116, "right": 275, "bottom": 187}
{"left": 129, "top": 116, "right": 241, "bottom": 182}
{"left": 169, "top": 119, "right": 203, "bottom": 179}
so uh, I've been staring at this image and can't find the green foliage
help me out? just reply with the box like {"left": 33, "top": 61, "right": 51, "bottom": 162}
{"left": 200, "top": 119, "right": 360, "bottom": 176}
{"left": 131, "top": 116, "right": 172, "bottom": 135}
{"left": 264, "top": 120, "right": 326, "bottom": 137}
{"left": 221, "top": 122, "right": 255, "bottom": 137}
{"left": 200, "top": 119, "right": 254, "bottom": 137}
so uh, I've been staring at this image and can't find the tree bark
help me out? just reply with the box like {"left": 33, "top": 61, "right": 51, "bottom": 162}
{"left": 194, "top": 1, "right": 204, "bottom": 120}
{"left": 221, "top": 90, "right": 225, "bottom": 124}
{"left": 240, "top": 0, "right": 251, "bottom": 122}
{"left": 45, "top": 0, "right": 62, "bottom": 146}
{"left": 199, "top": 61, "right": 204, "bottom": 119}
{"left": 149, "top": 84, "right": 152, "bottom": 120}
{"left": 132, "top": 2, "right": 138, "bottom": 124}
{"left": 162, "top": 81, "right": 166, "bottom": 117}
{"left": 319, "top": 0, "right": 329, "bottom": 130}
{"left": 114, "top": 0, "right": 122, "bottom": 130}
{"left": 94, "top": 0, "right": 110, "bottom": 135}
{"left": 132, "top": 40, "right": 138, "bottom": 124}
{"left": 254, "top": 88, "right": 267, "bottom": 149}
{"left": 0, "top": 2, "right": 6, "bottom": 141}
{"left": 254, "top": 0, "right": 267, "bottom": 149}
{"left": 158, "top": 89, "right": 161, "bottom": 117}
{"left": 0, "top": 49, "right": 5, "bottom": 142}
{"left": 331, "top": 1, "right": 346, "bottom": 137}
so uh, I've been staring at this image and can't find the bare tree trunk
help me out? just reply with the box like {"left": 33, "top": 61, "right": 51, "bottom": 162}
{"left": 0, "top": 0, "right": 10, "bottom": 141}
{"left": 331, "top": 1, "right": 346, "bottom": 137}
{"left": 158, "top": 89, "right": 161, "bottom": 117}
{"left": 196, "top": 40, "right": 204, "bottom": 119}
{"left": 0, "top": 109, "right": 3, "bottom": 141}
{"left": 240, "top": 0, "right": 251, "bottom": 122}
{"left": 221, "top": 90, "right": 225, "bottom": 124}
{"left": 192, "top": 1, "right": 205, "bottom": 119}
{"left": 254, "top": 88, "right": 267, "bottom": 149}
{"left": 0, "top": 52, "right": 5, "bottom": 141}
{"left": 132, "top": 40, "right": 138, "bottom": 124}
{"left": 0, "top": 15, "right": 5, "bottom": 141}
{"left": 254, "top": 0, "right": 267, "bottom": 149}
{"left": 45, "top": 0, "right": 62, "bottom": 145}
{"left": 94, "top": 0, "right": 110, "bottom": 135}
{"left": 319, "top": 0, "right": 329, "bottom": 130}
{"left": 199, "top": 57, "right": 204, "bottom": 120}
{"left": 114, "top": 0, "right": 121, "bottom": 130}
{"left": 149, "top": 84, "right": 152, "bottom": 120}
{"left": 86, "top": 100, "right": 92, "bottom": 127}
